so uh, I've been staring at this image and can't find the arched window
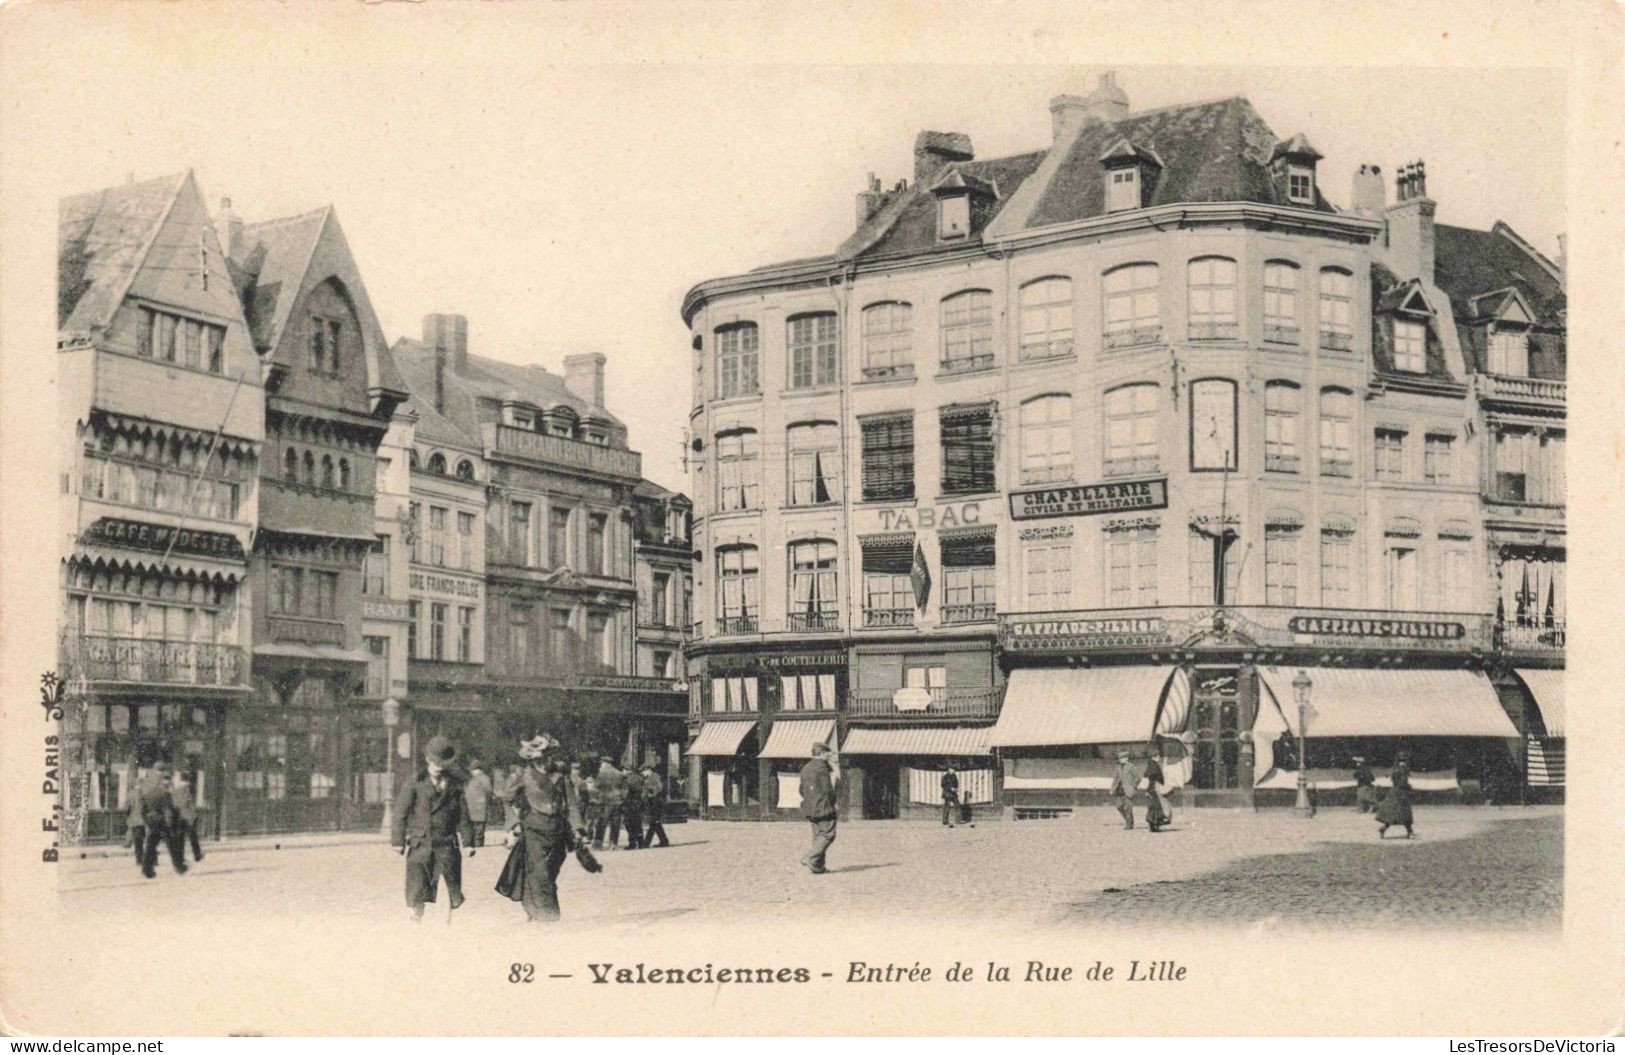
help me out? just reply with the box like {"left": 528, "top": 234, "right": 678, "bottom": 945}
{"left": 1103, "top": 264, "right": 1160, "bottom": 348}
{"left": 715, "top": 430, "right": 760, "bottom": 511}
{"left": 1019, "top": 277, "right": 1074, "bottom": 360}
{"left": 426, "top": 452, "right": 447, "bottom": 476}
{"left": 1187, "top": 257, "right": 1237, "bottom": 339}
{"left": 716, "top": 545, "right": 760, "bottom": 634}
{"left": 787, "top": 539, "right": 839, "bottom": 631}
{"left": 786, "top": 422, "right": 839, "bottom": 507}
{"left": 715, "top": 323, "right": 760, "bottom": 399}
{"left": 407, "top": 448, "right": 420, "bottom": 470}
{"left": 1319, "top": 514, "right": 1357, "bottom": 606}
{"left": 1263, "top": 261, "right": 1301, "bottom": 344}
{"left": 321, "top": 454, "right": 335, "bottom": 489}
{"left": 338, "top": 458, "right": 351, "bottom": 490}
{"left": 787, "top": 313, "right": 838, "bottom": 390}
{"left": 1318, "top": 268, "right": 1353, "bottom": 350}
{"left": 1318, "top": 387, "right": 1354, "bottom": 477}
{"left": 302, "top": 451, "right": 316, "bottom": 485}
{"left": 1264, "top": 381, "right": 1302, "bottom": 473}
{"left": 940, "top": 289, "right": 993, "bottom": 373}
{"left": 861, "top": 302, "right": 913, "bottom": 379}
{"left": 1103, "top": 383, "right": 1158, "bottom": 476}
{"left": 284, "top": 448, "right": 299, "bottom": 483}
{"left": 455, "top": 459, "right": 475, "bottom": 481}
{"left": 1020, "top": 394, "right": 1073, "bottom": 484}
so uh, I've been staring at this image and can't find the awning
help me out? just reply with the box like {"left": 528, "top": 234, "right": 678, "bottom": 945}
{"left": 687, "top": 720, "right": 757, "bottom": 757}
{"left": 1258, "top": 667, "right": 1517, "bottom": 738}
{"left": 841, "top": 725, "right": 992, "bottom": 757}
{"left": 70, "top": 545, "right": 245, "bottom": 584}
{"left": 252, "top": 642, "right": 371, "bottom": 664}
{"left": 990, "top": 666, "right": 1174, "bottom": 747}
{"left": 1515, "top": 669, "right": 1564, "bottom": 736}
{"left": 759, "top": 718, "right": 837, "bottom": 759}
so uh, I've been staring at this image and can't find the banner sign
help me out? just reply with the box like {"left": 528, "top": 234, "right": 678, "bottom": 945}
{"left": 1002, "top": 614, "right": 1171, "bottom": 652}
{"left": 1008, "top": 478, "right": 1169, "bottom": 521}
{"left": 81, "top": 517, "right": 246, "bottom": 562}
{"left": 1286, "top": 616, "right": 1465, "bottom": 640}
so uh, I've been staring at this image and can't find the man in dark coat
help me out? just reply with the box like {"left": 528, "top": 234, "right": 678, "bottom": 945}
{"left": 595, "top": 759, "right": 628, "bottom": 850}
{"left": 509, "top": 734, "right": 585, "bottom": 922}
{"left": 1109, "top": 752, "right": 1136, "bottom": 830}
{"left": 638, "top": 765, "right": 669, "bottom": 848}
{"left": 621, "top": 766, "right": 645, "bottom": 851}
{"left": 464, "top": 759, "right": 493, "bottom": 848}
{"left": 170, "top": 769, "right": 204, "bottom": 862}
{"left": 798, "top": 742, "right": 839, "bottom": 874}
{"left": 940, "top": 766, "right": 960, "bottom": 827}
{"left": 391, "top": 735, "right": 475, "bottom": 923}
{"left": 138, "top": 761, "right": 186, "bottom": 878}
{"left": 1352, "top": 756, "right": 1377, "bottom": 814}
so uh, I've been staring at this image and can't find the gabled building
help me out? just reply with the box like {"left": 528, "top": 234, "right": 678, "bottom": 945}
{"left": 57, "top": 171, "right": 265, "bottom": 843}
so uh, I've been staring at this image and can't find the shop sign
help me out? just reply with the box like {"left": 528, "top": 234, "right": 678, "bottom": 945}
{"left": 760, "top": 651, "right": 845, "bottom": 670}
{"left": 1002, "top": 614, "right": 1171, "bottom": 652}
{"left": 892, "top": 687, "right": 932, "bottom": 712}
{"left": 363, "top": 599, "right": 410, "bottom": 621}
{"left": 874, "top": 501, "right": 983, "bottom": 533}
{"left": 1286, "top": 616, "right": 1465, "bottom": 641}
{"left": 81, "top": 517, "right": 246, "bottom": 561}
{"left": 1009, "top": 478, "right": 1168, "bottom": 521}
{"left": 578, "top": 674, "right": 679, "bottom": 692}
{"left": 409, "top": 571, "right": 481, "bottom": 599}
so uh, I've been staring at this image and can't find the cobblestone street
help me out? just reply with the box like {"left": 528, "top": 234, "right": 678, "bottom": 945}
{"left": 58, "top": 805, "right": 1562, "bottom": 932}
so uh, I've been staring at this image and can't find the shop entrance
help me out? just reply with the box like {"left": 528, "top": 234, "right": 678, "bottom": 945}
{"left": 1188, "top": 667, "right": 1248, "bottom": 804}
{"left": 861, "top": 759, "right": 900, "bottom": 819}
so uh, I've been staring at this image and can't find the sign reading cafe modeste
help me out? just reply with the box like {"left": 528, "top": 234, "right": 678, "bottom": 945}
{"left": 1009, "top": 478, "right": 1169, "bottom": 521}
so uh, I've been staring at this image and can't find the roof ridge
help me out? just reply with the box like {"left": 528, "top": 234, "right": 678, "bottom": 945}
{"left": 90, "top": 170, "right": 192, "bottom": 334}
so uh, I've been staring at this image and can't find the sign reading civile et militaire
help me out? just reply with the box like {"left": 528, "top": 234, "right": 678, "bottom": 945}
{"left": 1008, "top": 478, "right": 1169, "bottom": 521}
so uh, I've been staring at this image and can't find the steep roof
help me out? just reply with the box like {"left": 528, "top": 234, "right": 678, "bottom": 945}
{"left": 634, "top": 477, "right": 685, "bottom": 502}
{"left": 840, "top": 150, "right": 1045, "bottom": 260}
{"left": 1433, "top": 223, "right": 1565, "bottom": 328}
{"left": 390, "top": 338, "right": 625, "bottom": 438}
{"left": 58, "top": 171, "right": 190, "bottom": 333}
{"left": 388, "top": 343, "right": 482, "bottom": 450}
{"left": 231, "top": 207, "right": 329, "bottom": 355}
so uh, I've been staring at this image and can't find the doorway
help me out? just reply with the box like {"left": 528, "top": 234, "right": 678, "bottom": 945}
{"left": 861, "top": 759, "right": 900, "bottom": 819}
{"left": 1189, "top": 667, "right": 1247, "bottom": 804}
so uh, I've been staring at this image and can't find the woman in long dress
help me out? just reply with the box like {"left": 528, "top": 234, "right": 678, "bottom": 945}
{"left": 1142, "top": 743, "right": 1172, "bottom": 833}
{"left": 1375, "top": 752, "right": 1415, "bottom": 839}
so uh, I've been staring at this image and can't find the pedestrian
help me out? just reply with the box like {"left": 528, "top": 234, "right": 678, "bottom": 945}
{"left": 390, "top": 735, "right": 475, "bottom": 923}
{"left": 621, "top": 765, "right": 645, "bottom": 851}
{"left": 464, "top": 759, "right": 493, "bottom": 848}
{"left": 581, "top": 756, "right": 605, "bottom": 849}
{"left": 638, "top": 765, "right": 669, "bottom": 848}
{"left": 940, "top": 766, "right": 960, "bottom": 828}
{"left": 505, "top": 733, "right": 586, "bottom": 922}
{"left": 125, "top": 770, "right": 146, "bottom": 867}
{"left": 1375, "top": 752, "right": 1416, "bottom": 840}
{"left": 137, "top": 761, "right": 186, "bottom": 879}
{"left": 1352, "top": 755, "right": 1377, "bottom": 814}
{"left": 595, "top": 758, "right": 627, "bottom": 850}
{"left": 1142, "top": 744, "right": 1172, "bottom": 833}
{"left": 170, "top": 769, "right": 205, "bottom": 863}
{"left": 1109, "top": 751, "right": 1136, "bottom": 830}
{"left": 798, "top": 742, "right": 839, "bottom": 874}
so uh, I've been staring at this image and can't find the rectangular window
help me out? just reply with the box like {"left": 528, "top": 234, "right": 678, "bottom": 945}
{"left": 364, "top": 636, "right": 389, "bottom": 698}
{"left": 1020, "top": 395, "right": 1073, "bottom": 484}
{"left": 364, "top": 536, "right": 389, "bottom": 595}
{"left": 407, "top": 601, "right": 420, "bottom": 659}
{"left": 787, "top": 423, "right": 839, "bottom": 506}
{"left": 274, "top": 566, "right": 303, "bottom": 615}
{"left": 787, "top": 314, "right": 838, "bottom": 390}
{"left": 1264, "top": 528, "right": 1300, "bottom": 605}
{"left": 207, "top": 326, "right": 224, "bottom": 373}
{"left": 940, "top": 405, "right": 995, "bottom": 496}
{"left": 780, "top": 673, "right": 837, "bottom": 712}
{"left": 788, "top": 540, "right": 838, "bottom": 631}
{"left": 1288, "top": 165, "right": 1314, "bottom": 203}
{"left": 429, "top": 603, "right": 447, "bottom": 661}
{"left": 586, "top": 612, "right": 611, "bottom": 672}
{"left": 650, "top": 572, "right": 671, "bottom": 626}
{"left": 1187, "top": 258, "right": 1237, "bottom": 340}
{"left": 1264, "top": 384, "right": 1301, "bottom": 473}
{"left": 1424, "top": 435, "right": 1454, "bottom": 484}
{"left": 1106, "top": 528, "right": 1158, "bottom": 607}
{"left": 1188, "top": 528, "right": 1240, "bottom": 605}
{"left": 457, "top": 511, "right": 475, "bottom": 570}
{"left": 1495, "top": 429, "right": 1533, "bottom": 502}
{"left": 1375, "top": 429, "right": 1406, "bottom": 481}
{"left": 549, "top": 505, "right": 571, "bottom": 568}
{"left": 1191, "top": 378, "right": 1238, "bottom": 471}
{"left": 938, "top": 195, "right": 970, "bottom": 239}
{"left": 1393, "top": 320, "right": 1427, "bottom": 372}
{"left": 1319, "top": 529, "right": 1353, "bottom": 606}
{"left": 587, "top": 512, "right": 607, "bottom": 574}
{"left": 1319, "top": 269, "right": 1353, "bottom": 350}
{"left": 509, "top": 605, "right": 530, "bottom": 672}
{"left": 309, "top": 315, "right": 326, "bottom": 371}
{"left": 1103, "top": 264, "right": 1160, "bottom": 348}
{"left": 509, "top": 501, "right": 533, "bottom": 566}
{"left": 716, "top": 325, "right": 760, "bottom": 399}
{"left": 1019, "top": 278, "right": 1074, "bottom": 360}
{"left": 1263, "top": 262, "right": 1301, "bottom": 344}
{"left": 549, "top": 608, "right": 574, "bottom": 668}
{"left": 861, "top": 415, "right": 914, "bottom": 502}
{"left": 137, "top": 308, "right": 155, "bottom": 357}
{"left": 861, "top": 302, "right": 914, "bottom": 379}
{"left": 717, "top": 548, "right": 760, "bottom": 633}
{"left": 1319, "top": 390, "right": 1354, "bottom": 477}
{"left": 1104, "top": 385, "right": 1159, "bottom": 476}
{"left": 710, "top": 676, "right": 760, "bottom": 714}
{"left": 1488, "top": 329, "right": 1528, "bottom": 376}
{"left": 940, "top": 291, "right": 993, "bottom": 373}
{"left": 1106, "top": 168, "right": 1139, "bottom": 212}
{"left": 457, "top": 606, "right": 474, "bottom": 662}
{"left": 1440, "top": 547, "right": 1472, "bottom": 611}
{"left": 941, "top": 531, "right": 995, "bottom": 624}
{"left": 1386, "top": 546, "right": 1419, "bottom": 610}
{"left": 428, "top": 506, "right": 447, "bottom": 566}
{"left": 1023, "top": 540, "right": 1073, "bottom": 609}
{"left": 328, "top": 319, "right": 343, "bottom": 371}
{"left": 159, "top": 314, "right": 178, "bottom": 363}
{"left": 862, "top": 537, "right": 915, "bottom": 627}
{"left": 716, "top": 431, "right": 760, "bottom": 511}
{"left": 183, "top": 319, "right": 202, "bottom": 368}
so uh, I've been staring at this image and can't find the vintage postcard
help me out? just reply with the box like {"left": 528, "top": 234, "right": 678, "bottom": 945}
{"left": 0, "top": 0, "right": 1621, "bottom": 1038}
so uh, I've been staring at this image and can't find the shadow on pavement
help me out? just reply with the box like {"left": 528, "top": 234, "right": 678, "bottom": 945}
{"left": 825, "top": 862, "right": 900, "bottom": 875}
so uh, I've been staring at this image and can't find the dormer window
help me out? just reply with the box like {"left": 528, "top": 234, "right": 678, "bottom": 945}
{"left": 939, "top": 196, "right": 970, "bottom": 240}
{"left": 1288, "top": 165, "right": 1314, "bottom": 204}
{"left": 1488, "top": 326, "right": 1529, "bottom": 376}
{"left": 928, "top": 167, "right": 996, "bottom": 242}
{"left": 1099, "top": 139, "right": 1162, "bottom": 213}
{"left": 1271, "top": 134, "right": 1323, "bottom": 207}
{"left": 1393, "top": 320, "right": 1426, "bottom": 372}
{"left": 1107, "top": 169, "right": 1139, "bottom": 212}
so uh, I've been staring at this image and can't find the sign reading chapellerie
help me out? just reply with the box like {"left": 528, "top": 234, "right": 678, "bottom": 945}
{"left": 1008, "top": 478, "right": 1169, "bottom": 521}
{"left": 81, "top": 517, "right": 246, "bottom": 561}
{"left": 1287, "top": 616, "right": 1465, "bottom": 640}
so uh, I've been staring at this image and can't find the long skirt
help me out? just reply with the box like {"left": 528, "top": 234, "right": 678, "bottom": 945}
{"left": 1374, "top": 786, "right": 1413, "bottom": 826}
{"left": 1145, "top": 787, "right": 1172, "bottom": 829}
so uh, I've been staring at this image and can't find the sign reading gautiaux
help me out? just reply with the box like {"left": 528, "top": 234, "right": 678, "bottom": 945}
{"left": 82, "top": 517, "right": 246, "bottom": 561}
{"left": 1009, "top": 478, "right": 1169, "bottom": 521}
{"left": 1287, "top": 616, "right": 1465, "bottom": 640}
{"left": 1003, "top": 614, "right": 1171, "bottom": 651}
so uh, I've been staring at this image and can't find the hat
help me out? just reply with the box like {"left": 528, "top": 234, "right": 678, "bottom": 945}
{"left": 423, "top": 736, "right": 458, "bottom": 766}
{"left": 1116, "top": 751, "right": 1131, "bottom": 762}
{"left": 810, "top": 742, "right": 832, "bottom": 757}
{"left": 518, "top": 733, "right": 558, "bottom": 760}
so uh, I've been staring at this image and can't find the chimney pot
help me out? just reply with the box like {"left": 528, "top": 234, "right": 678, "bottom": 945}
{"left": 563, "top": 352, "right": 607, "bottom": 408}
{"left": 1049, "top": 93, "right": 1091, "bottom": 143}
{"left": 1086, "top": 70, "right": 1129, "bottom": 122}
{"left": 1351, "top": 163, "right": 1386, "bottom": 218}
{"left": 214, "top": 196, "right": 244, "bottom": 261}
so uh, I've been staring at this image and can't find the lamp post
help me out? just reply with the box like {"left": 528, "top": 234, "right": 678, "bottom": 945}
{"left": 1292, "top": 670, "right": 1313, "bottom": 817}
{"left": 379, "top": 697, "right": 401, "bottom": 835}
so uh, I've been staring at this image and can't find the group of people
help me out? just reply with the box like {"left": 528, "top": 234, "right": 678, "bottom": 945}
{"left": 389, "top": 733, "right": 672, "bottom": 923}
{"left": 1110, "top": 746, "right": 1174, "bottom": 833}
{"left": 122, "top": 760, "right": 205, "bottom": 879}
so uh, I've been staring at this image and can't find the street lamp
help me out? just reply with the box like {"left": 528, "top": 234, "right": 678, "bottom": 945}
{"left": 1292, "top": 670, "right": 1313, "bottom": 818}
{"left": 379, "top": 697, "right": 401, "bottom": 835}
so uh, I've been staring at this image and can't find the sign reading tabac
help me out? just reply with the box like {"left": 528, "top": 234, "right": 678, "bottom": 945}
{"left": 1008, "top": 478, "right": 1169, "bottom": 521}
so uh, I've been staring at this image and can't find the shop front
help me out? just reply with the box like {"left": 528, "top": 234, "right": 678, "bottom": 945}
{"left": 1512, "top": 668, "right": 1564, "bottom": 800}
{"left": 840, "top": 725, "right": 998, "bottom": 822}
{"left": 688, "top": 718, "right": 760, "bottom": 820}
{"left": 759, "top": 716, "right": 838, "bottom": 820}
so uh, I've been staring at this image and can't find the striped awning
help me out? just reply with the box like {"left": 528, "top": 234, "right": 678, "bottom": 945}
{"left": 759, "top": 718, "right": 837, "bottom": 760}
{"left": 1258, "top": 667, "right": 1517, "bottom": 738}
{"left": 990, "top": 666, "right": 1175, "bottom": 747}
{"left": 841, "top": 725, "right": 992, "bottom": 757}
{"left": 687, "top": 720, "right": 757, "bottom": 757}
{"left": 1515, "top": 669, "right": 1564, "bottom": 736}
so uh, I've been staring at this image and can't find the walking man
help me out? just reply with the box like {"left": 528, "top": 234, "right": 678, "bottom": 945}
{"left": 621, "top": 765, "right": 646, "bottom": 851}
{"left": 464, "top": 759, "right": 493, "bottom": 848}
{"left": 390, "top": 735, "right": 475, "bottom": 923}
{"left": 1109, "top": 751, "right": 1136, "bottom": 830}
{"left": 138, "top": 761, "right": 186, "bottom": 878}
{"left": 171, "top": 768, "right": 205, "bottom": 863}
{"left": 595, "top": 758, "right": 627, "bottom": 850}
{"left": 125, "top": 770, "right": 146, "bottom": 867}
{"left": 1352, "top": 756, "right": 1377, "bottom": 814}
{"left": 638, "top": 765, "right": 670, "bottom": 848}
{"left": 509, "top": 734, "right": 585, "bottom": 922}
{"left": 940, "top": 766, "right": 960, "bottom": 827}
{"left": 798, "top": 742, "right": 839, "bottom": 874}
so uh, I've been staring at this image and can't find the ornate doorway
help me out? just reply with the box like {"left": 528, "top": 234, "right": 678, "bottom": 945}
{"left": 1189, "top": 667, "right": 1247, "bottom": 803}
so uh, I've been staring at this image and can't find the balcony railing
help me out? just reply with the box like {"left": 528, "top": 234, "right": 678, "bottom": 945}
{"left": 1497, "top": 619, "right": 1566, "bottom": 654}
{"left": 60, "top": 634, "right": 247, "bottom": 687}
{"left": 861, "top": 364, "right": 915, "bottom": 382}
{"left": 268, "top": 615, "right": 346, "bottom": 647}
{"left": 940, "top": 354, "right": 995, "bottom": 375}
{"left": 1104, "top": 326, "right": 1162, "bottom": 350}
{"left": 1475, "top": 373, "right": 1567, "bottom": 408}
{"left": 716, "top": 615, "right": 758, "bottom": 636}
{"left": 491, "top": 424, "right": 642, "bottom": 479}
{"left": 1265, "top": 454, "right": 1302, "bottom": 474}
{"left": 848, "top": 686, "right": 999, "bottom": 719}
{"left": 941, "top": 603, "right": 996, "bottom": 625}
{"left": 788, "top": 611, "right": 840, "bottom": 633}
{"left": 1264, "top": 324, "right": 1300, "bottom": 345}
{"left": 863, "top": 608, "right": 915, "bottom": 628}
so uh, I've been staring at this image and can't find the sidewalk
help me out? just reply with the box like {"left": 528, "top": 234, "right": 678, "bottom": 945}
{"left": 66, "top": 828, "right": 391, "bottom": 861}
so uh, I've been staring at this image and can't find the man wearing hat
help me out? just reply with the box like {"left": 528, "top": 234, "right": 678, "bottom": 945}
{"left": 637, "top": 765, "right": 669, "bottom": 849}
{"left": 798, "top": 741, "right": 840, "bottom": 874}
{"left": 1351, "top": 756, "right": 1376, "bottom": 813}
{"left": 137, "top": 760, "right": 186, "bottom": 879}
{"left": 1108, "top": 751, "right": 1137, "bottom": 831}
{"left": 509, "top": 733, "right": 585, "bottom": 922}
{"left": 464, "top": 759, "right": 494, "bottom": 848}
{"left": 391, "top": 735, "right": 475, "bottom": 922}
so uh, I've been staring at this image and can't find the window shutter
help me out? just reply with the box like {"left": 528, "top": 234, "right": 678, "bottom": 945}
{"left": 940, "top": 529, "right": 995, "bottom": 568}
{"left": 862, "top": 535, "right": 915, "bottom": 574}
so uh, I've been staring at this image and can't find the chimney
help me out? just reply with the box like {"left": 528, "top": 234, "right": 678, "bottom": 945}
{"left": 855, "top": 172, "right": 885, "bottom": 227}
{"left": 215, "top": 196, "right": 244, "bottom": 261}
{"left": 914, "top": 131, "right": 974, "bottom": 186}
{"left": 563, "top": 352, "right": 606, "bottom": 407}
{"left": 1049, "top": 94, "right": 1091, "bottom": 143}
{"left": 422, "top": 313, "right": 468, "bottom": 415}
{"left": 1351, "top": 164, "right": 1385, "bottom": 219}
{"left": 1085, "top": 71, "right": 1129, "bottom": 123}
{"left": 1555, "top": 233, "right": 1567, "bottom": 290}
{"left": 1384, "top": 160, "right": 1436, "bottom": 281}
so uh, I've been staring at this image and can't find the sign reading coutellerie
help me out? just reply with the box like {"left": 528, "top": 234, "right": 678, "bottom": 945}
{"left": 1009, "top": 478, "right": 1169, "bottom": 521}
{"left": 81, "top": 517, "right": 246, "bottom": 561}
{"left": 1287, "top": 616, "right": 1465, "bottom": 640}
{"left": 1003, "top": 615, "right": 1170, "bottom": 651}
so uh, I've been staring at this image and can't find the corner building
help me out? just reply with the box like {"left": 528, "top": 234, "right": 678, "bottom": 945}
{"left": 682, "top": 75, "right": 1542, "bottom": 819}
